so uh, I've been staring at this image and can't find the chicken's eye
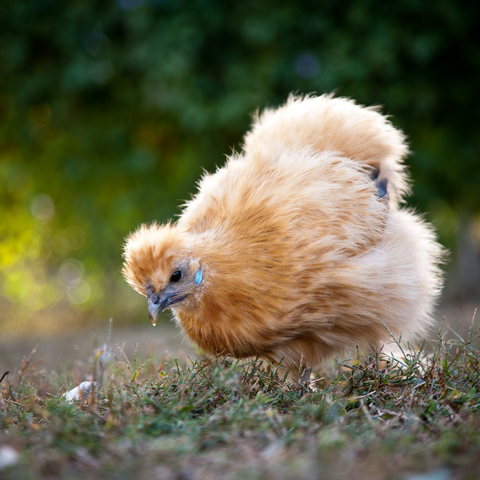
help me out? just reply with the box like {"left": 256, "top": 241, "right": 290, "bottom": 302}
{"left": 170, "top": 270, "right": 182, "bottom": 282}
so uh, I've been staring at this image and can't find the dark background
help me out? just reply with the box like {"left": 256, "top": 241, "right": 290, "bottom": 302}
{"left": 1, "top": 0, "right": 479, "bottom": 339}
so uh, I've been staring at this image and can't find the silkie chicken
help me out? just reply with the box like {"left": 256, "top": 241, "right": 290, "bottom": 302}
{"left": 123, "top": 94, "right": 444, "bottom": 371}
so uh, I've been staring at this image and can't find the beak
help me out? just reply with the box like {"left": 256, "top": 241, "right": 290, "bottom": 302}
{"left": 147, "top": 292, "right": 183, "bottom": 326}
{"left": 147, "top": 298, "right": 162, "bottom": 326}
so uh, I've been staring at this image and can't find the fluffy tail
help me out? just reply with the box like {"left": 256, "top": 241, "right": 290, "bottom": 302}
{"left": 243, "top": 94, "right": 410, "bottom": 207}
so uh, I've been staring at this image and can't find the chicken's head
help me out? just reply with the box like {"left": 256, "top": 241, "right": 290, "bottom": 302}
{"left": 122, "top": 223, "right": 202, "bottom": 325}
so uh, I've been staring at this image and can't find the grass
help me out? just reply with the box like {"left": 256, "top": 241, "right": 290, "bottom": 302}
{"left": 1, "top": 316, "right": 480, "bottom": 480}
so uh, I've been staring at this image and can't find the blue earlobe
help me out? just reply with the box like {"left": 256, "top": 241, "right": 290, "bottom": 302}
{"left": 195, "top": 268, "right": 203, "bottom": 285}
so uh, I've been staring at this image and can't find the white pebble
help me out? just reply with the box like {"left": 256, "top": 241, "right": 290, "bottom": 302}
{"left": 63, "top": 381, "right": 93, "bottom": 403}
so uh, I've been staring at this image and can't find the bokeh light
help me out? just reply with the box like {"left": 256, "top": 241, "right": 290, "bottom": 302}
{"left": 294, "top": 53, "right": 320, "bottom": 79}
{"left": 31, "top": 195, "right": 55, "bottom": 224}
{"left": 58, "top": 259, "right": 83, "bottom": 287}
{"left": 67, "top": 280, "right": 91, "bottom": 305}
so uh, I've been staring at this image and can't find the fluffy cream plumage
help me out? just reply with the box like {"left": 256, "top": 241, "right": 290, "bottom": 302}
{"left": 123, "top": 94, "right": 444, "bottom": 370}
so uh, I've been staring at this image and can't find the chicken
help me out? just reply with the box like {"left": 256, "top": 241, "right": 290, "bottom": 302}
{"left": 122, "top": 94, "right": 444, "bottom": 371}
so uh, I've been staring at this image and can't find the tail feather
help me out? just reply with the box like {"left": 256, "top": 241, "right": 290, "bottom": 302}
{"left": 243, "top": 94, "right": 410, "bottom": 208}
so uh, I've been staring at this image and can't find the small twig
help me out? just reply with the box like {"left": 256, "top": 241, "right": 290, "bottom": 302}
{"left": 349, "top": 390, "right": 377, "bottom": 401}
{"left": 133, "top": 343, "right": 139, "bottom": 373}
{"left": 437, "top": 317, "right": 446, "bottom": 350}
{"left": 107, "top": 317, "right": 113, "bottom": 343}
{"left": 116, "top": 344, "right": 132, "bottom": 373}
{"left": 408, "top": 388, "right": 416, "bottom": 409}
{"left": 446, "top": 348, "right": 461, "bottom": 372}
{"left": 157, "top": 354, "right": 167, "bottom": 380}
{"left": 446, "top": 325, "right": 465, "bottom": 343}
{"left": 361, "top": 401, "right": 375, "bottom": 426}
{"left": 297, "top": 354, "right": 305, "bottom": 380}
{"left": 467, "top": 308, "right": 477, "bottom": 341}
{"left": 0, "top": 371, "right": 9, "bottom": 384}
{"left": 381, "top": 322, "right": 407, "bottom": 359}
{"left": 392, "top": 386, "right": 409, "bottom": 407}
{"left": 17, "top": 344, "right": 39, "bottom": 386}
{"left": 8, "top": 383, "right": 16, "bottom": 402}
{"left": 308, "top": 376, "right": 325, "bottom": 385}
{"left": 88, "top": 405, "right": 107, "bottom": 424}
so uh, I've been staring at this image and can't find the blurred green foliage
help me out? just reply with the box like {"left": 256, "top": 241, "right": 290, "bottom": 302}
{"left": 0, "top": 0, "right": 479, "bottom": 327}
